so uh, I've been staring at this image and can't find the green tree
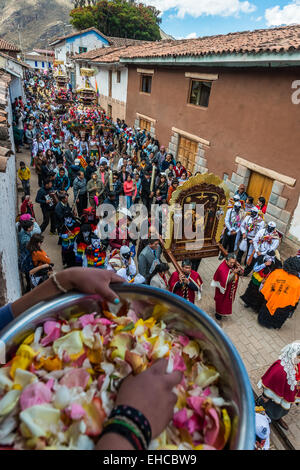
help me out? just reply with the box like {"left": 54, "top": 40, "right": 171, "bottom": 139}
{"left": 70, "top": 0, "right": 161, "bottom": 41}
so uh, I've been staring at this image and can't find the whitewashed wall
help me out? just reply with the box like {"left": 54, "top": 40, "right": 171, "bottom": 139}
{"left": 0, "top": 95, "right": 21, "bottom": 303}
{"left": 288, "top": 195, "right": 300, "bottom": 242}
{"left": 55, "top": 32, "right": 107, "bottom": 63}
{"left": 24, "top": 58, "right": 53, "bottom": 71}
{"left": 112, "top": 68, "right": 128, "bottom": 103}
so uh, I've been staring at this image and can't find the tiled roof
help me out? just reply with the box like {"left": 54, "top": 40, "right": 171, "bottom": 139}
{"left": 0, "top": 51, "right": 31, "bottom": 69}
{"left": 50, "top": 27, "right": 112, "bottom": 46}
{"left": 0, "top": 38, "right": 20, "bottom": 52}
{"left": 107, "top": 37, "right": 148, "bottom": 47}
{"left": 75, "top": 42, "right": 149, "bottom": 64}
{"left": 118, "top": 25, "right": 300, "bottom": 60}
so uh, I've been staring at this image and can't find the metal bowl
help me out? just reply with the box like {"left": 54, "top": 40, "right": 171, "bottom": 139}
{"left": 0, "top": 284, "right": 255, "bottom": 450}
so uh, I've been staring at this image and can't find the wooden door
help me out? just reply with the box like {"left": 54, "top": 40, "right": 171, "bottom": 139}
{"left": 247, "top": 171, "right": 273, "bottom": 205}
{"left": 177, "top": 136, "right": 198, "bottom": 172}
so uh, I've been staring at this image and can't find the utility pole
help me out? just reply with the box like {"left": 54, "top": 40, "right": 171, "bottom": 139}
{"left": 17, "top": 24, "right": 25, "bottom": 62}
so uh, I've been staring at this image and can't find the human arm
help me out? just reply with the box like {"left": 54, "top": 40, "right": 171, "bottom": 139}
{"left": 9, "top": 268, "right": 124, "bottom": 320}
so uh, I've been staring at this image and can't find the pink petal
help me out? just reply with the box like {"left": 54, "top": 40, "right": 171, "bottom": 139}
{"left": 59, "top": 368, "right": 90, "bottom": 389}
{"left": 178, "top": 335, "right": 190, "bottom": 347}
{"left": 127, "top": 309, "right": 138, "bottom": 324}
{"left": 67, "top": 403, "right": 86, "bottom": 420}
{"left": 96, "top": 318, "right": 113, "bottom": 326}
{"left": 173, "top": 408, "right": 188, "bottom": 428}
{"left": 41, "top": 321, "right": 61, "bottom": 346}
{"left": 204, "top": 408, "right": 220, "bottom": 446}
{"left": 187, "top": 414, "right": 202, "bottom": 434}
{"left": 79, "top": 314, "right": 96, "bottom": 328}
{"left": 71, "top": 353, "right": 87, "bottom": 368}
{"left": 173, "top": 352, "right": 187, "bottom": 372}
{"left": 97, "top": 375, "right": 105, "bottom": 391}
{"left": 20, "top": 382, "right": 52, "bottom": 411}
{"left": 45, "top": 379, "right": 55, "bottom": 390}
{"left": 203, "top": 388, "right": 211, "bottom": 397}
{"left": 187, "top": 396, "right": 205, "bottom": 416}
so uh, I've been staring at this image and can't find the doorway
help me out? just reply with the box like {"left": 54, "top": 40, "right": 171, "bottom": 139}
{"left": 247, "top": 171, "right": 273, "bottom": 205}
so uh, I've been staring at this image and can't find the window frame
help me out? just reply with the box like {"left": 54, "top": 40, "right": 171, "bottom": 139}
{"left": 188, "top": 79, "right": 212, "bottom": 108}
{"left": 116, "top": 70, "right": 121, "bottom": 83}
{"left": 79, "top": 46, "right": 88, "bottom": 54}
{"left": 140, "top": 74, "right": 152, "bottom": 94}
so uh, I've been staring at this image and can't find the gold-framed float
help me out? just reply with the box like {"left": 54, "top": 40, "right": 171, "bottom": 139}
{"left": 164, "top": 173, "right": 229, "bottom": 261}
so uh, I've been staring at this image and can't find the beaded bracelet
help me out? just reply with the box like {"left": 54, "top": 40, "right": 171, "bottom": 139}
{"left": 104, "top": 416, "right": 147, "bottom": 450}
{"left": 101, "top": 421, "right": 145, "bottom": 450}
{"left": 109, "top": 405, "right": 152, "bottom": 447}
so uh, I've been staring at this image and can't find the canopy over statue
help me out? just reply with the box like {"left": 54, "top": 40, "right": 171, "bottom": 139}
{"left": 164, "top": 173, "right": 229, "bottom": 261}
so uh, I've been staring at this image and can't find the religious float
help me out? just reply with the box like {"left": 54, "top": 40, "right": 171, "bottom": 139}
{"left": 160, "top": 173, "right": 231, "bottom": 273}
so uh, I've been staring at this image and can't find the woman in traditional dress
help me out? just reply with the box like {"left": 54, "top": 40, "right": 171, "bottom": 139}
{"left": 257, "top": 256, "right": 300, "bottom": 329}
{"left": 256, "top": 341, "right": 300, "bottom": 430}
{"left": 211, "top": 253, "right": 243, "bottom": 321}
{"left": 240, "top": 250, "right": 282, "bottom": 312}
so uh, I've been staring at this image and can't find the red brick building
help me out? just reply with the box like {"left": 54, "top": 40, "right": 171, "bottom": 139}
{"left": 119, "top": 25, "right": 300, "bottom": 243}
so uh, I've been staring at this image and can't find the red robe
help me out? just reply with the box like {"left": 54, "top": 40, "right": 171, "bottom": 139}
{"left": 169, "top": 270, "right": 203, "bottom": 304}
{"left": 211, "top": 260, "right": 239, "bottom": 316}
{"left": 261, "top": 360, "right": 300, "bottom": 406}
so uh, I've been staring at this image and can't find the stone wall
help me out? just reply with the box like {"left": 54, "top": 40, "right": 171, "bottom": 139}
{"left": 167, "top": 130, "right": 208, "bottom": 174}
{"left": 226, "top": 162, "right": 293, "bottom": 237}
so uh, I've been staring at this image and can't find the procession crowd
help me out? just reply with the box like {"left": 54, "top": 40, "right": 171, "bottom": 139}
{"left": 9, "top": 69, "right": 299, "bottom": 443}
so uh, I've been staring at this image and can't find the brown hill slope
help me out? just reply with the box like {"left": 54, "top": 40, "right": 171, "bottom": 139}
{"left": 0, "top": 0, "right": 74, "bottom": 51}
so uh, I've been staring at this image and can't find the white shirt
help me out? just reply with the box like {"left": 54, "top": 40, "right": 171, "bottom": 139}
{"left": 240, "top": 215, "right": 265, "bottom": 239}
{"left": 253, "top": 228, "right": 280, "bottom": 257}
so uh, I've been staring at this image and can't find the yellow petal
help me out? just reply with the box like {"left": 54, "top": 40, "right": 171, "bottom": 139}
{"left": 22, "top": 333, "right": 35, "bottom": 345}
{"left": 20, "top": 405, "right": 60, "bottom": 438}
{"left": 0, "top": 389, "right": 21, "bottom": 416}
{"left": 222, "top": 409, "right": 231, "bottom": 445}
{"left": 53, "top": 331, "right": 83, "bottom": 357}
{"left": 109, "top": 334, "right": 132, "bottom": 360}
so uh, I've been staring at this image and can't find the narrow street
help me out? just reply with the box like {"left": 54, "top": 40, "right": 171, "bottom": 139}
{"left": 16, "top": 146, "right": 300, "bottom": 450}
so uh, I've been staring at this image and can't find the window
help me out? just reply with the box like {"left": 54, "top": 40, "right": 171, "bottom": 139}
{"left": 49, "top": 62, "right": 52, "bottom": 68}
{"left": 189, "top": 80, "right": 212, "bottom": 107}
{"left": 42, "top": 62, "right": 45, "bottom": 68}
{"left": 177, "top": 136, "right": 198, "bottom": 173}
{"left": 140, "top": 75, "right": 152, "bottom": 94}
{"left": 79, "top": 46, "right": 87, "bottom": 54}
{"left": 139, "top": 118, "right": 151, "bottom": 132}
{"left": 35, "top": 61, "right": 38, "bottom": 68}
{"left": 116, "top": 70, "right": 121, "bottom": 83}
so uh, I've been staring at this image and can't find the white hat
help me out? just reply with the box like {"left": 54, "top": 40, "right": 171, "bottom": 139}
{"left": 255, "top": 413, "right": 270, "bottom": 441}
{"left": 234, "top": 201, "right": 242, "bottom": 208}
{"left": 74, "top": 158, "right": 80, "bottom": 165}
{"left": 233, "top": 195, "right": 240, "bottom": 201}
{"left": 251, "top": 207, "right": 259, "bottom": 213}
{"left": 120, "top": 246, "right": 130, "bottom": 256}
{"left": 268, "top": 221, "right": 276, "bottom": 228}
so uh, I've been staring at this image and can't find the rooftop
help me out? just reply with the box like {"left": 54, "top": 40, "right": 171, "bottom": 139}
{"left": 0, "top": 38, "right": 21, "bottom": 53}
{"left": 49, "top": 27, "right": 111, "bottom": 46}
{"left": 116, "top": 24, "right": 300, "bottom": 61}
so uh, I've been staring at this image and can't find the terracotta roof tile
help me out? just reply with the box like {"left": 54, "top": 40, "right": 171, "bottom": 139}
{"left": 0, "top": 38, "right": 20, "bottom": 52}
{"left": 118, "top": 25, "right": 300, "bottom": 60}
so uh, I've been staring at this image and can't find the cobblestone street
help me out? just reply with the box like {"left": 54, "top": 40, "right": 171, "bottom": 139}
{"left": 17, "top": 147, "right": 300, "bottom": 450}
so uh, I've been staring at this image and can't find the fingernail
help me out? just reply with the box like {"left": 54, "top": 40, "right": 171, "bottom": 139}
{"left": 114, "top": 298, "right": 120, "bottom": 304}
